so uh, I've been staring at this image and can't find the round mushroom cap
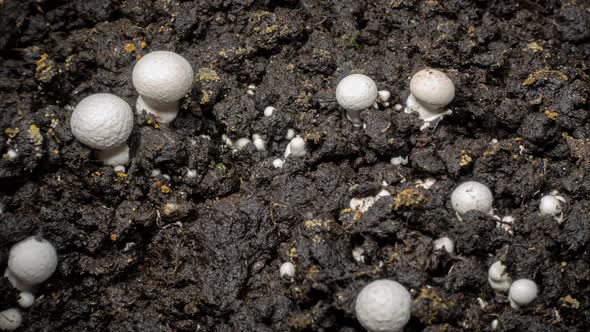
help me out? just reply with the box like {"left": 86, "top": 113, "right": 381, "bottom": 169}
{"left": 509, "top": 279, "right": 538, "bottom": 306}
{"left": 70, "top": 93, "right": 134, "bottom": 150}
{"left": 0, "top": 308, "right": 22, "bottom": 331}
{"left": 410, "top": 69, "right": 455, "bottom": 108}
{"left": 451, "top": 181, "right": 493, "bottom": 215}
{"left": 132, "top": 51, "right": 194, "bottom": 103}
{"left": 336, "top": 74, "right": 378, "bottom": 111}
{"left": 355, "top": 279, "right": 411, "bottom": 332}
{"left": 539, "top": 195, "right": 562, "bottom": 216}
{"left": 8, "top": 237, "right": 58, "bottom": 287}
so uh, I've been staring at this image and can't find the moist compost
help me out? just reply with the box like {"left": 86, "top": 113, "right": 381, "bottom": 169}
{"left": 1, "top": 0, "right": 589, "bottom": 331}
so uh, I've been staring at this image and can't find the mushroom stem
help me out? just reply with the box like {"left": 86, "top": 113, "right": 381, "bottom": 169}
{"left": 346, "top": 109, "right": 363, "bottom": 126}
{"left": 136, "top": 95, "right": 180, "bottom": 124}
{"left": 96, "top": 144, "right": 130, "bottom": 166}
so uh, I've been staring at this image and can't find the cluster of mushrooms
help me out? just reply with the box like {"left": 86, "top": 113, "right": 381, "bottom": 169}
{"left": 2, "top": 49, "right": 557, "bottom": 332}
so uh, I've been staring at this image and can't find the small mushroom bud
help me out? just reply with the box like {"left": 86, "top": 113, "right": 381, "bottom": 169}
{"left": 488, "top": 261, "right": 512, "bottom": 292}
{"left": 539, "top": 192, "right": 566, "bottom": 224}
{"left": 433, "top": 237, "right": 454, "bottom": 254}
{"left": 70, "top": 93, "right": 134, "bottom": 167}
{"left": 336, "top": 74, "right": 378, "bottom": 126}
{"left": 132, "top": 51, "right": 194, "bottom": 124}
{"left": 451, "top": 181, "right": 494, "bottom": 218}
{"left": 17, "top": 291, "right": 35, "bottom": 308}
{"left": 509, "top": 279, "right": 538, "bottom": 309}
{"left": 264, "top": 106, "right": 275, "bottom": 117}
{"left": 285, "top": 136, "right": 306, "bottom": 158}
{"left": 279, "top": 262, "right": 295, "bottom": 280}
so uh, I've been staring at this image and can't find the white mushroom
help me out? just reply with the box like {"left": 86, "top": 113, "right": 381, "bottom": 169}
{"left": 252, "top": 134, "right": 267, "bottom": 151}
{"left": 488, "top": 261, "right": 512, "bottom": 292}
{"left": 132, "top": 51, "right": 194, "bottom": 124}
{"left": 272, "top": 158, "right": 285, "bottom": 169}
{"left": 336, "top": 74, "right": 378, "bottom": 126}
{"left": 433, "top": 237, "right": 455, "bottom": 254}
{"left": 264, "top": 106, "right": 275, "bottom": 117}
{"left": 5, "top": 237, "right": 58, "bottom": 291}
{"left": 279, "top": 262, "right": 295, "bottom": 280}
{"left": 285, "top": 136, "right": 306, "bottom": 158}
{"left": 234, "top": 138, "right": 252, "bottom": 150}
{"left": 17, "top": 291, "right": 35, "bottom": 309}
{"left": 355, "top": 279, "right": 412, "bottom": 332}
{"left": 539, "top": 192, "right": 567, "bottom": 224}
{"left": 0, "top": 308, "right": 22, "bottom": 331}
{"left": 405, "top": 69, "right": 455, "bottom": 130}
{"left": 70, "top": 93, "right": 134, "bottom": 167}
{"left": 450, "top": 181, "right": 494, "bottom": 219}
{"left": 509, "top": 279, "right": 538, "bottom": 309}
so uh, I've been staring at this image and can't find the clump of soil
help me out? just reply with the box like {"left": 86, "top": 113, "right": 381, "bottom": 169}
{"left": 1, "top": 0, "right": 589, "bottom": 331}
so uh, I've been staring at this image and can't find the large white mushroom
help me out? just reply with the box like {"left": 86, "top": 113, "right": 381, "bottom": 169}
{"left": 132, "top": 51, "right": 194, "bottom": 124}
{"left": 70, "top": 93, "right": 134, "bottom": 167}
{"left": 355, "top": 279, "right": 412, "bottom": 332}
{"left": 5, "top": 237, "right": 58, "bottom": 292}
{"left": 405, "top": 69, "right": 455, "bottom": 130}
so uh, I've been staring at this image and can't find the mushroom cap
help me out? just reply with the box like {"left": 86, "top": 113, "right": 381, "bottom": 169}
{"left": 451, "top": 181, "right": 493, "bottom": 215}
{"left": 410, "top": 69, "right": 455, "bottom": 108}
{"left": 132, "top": 51, "right": 194, "bottom": 103}
{"left": 71, "top": 93, "right": 134, "bottom": 150}
{"left": 7, "top": 237, "right": 58, "bottom": 288}
{"left": 433, "top": 237, "right": 455, "bottom": 254}
{"left": 539, "top": 195, "right": 562, "bottom": 216}
{"left": 0, "top": 308, "right": 22, "bottom": 331}
{"left": 336, "top": 74, "right": 378, "bottom": 111}
{"left": 509, "top": 279, "right": 538, "bottom": 306}
{"left": 488, "top": 261, "right": 512, "bottom": 292}
{"left": 488, "top": 261, "right": 509, "bottom": 282}
{"left": 355, "top": 279, "right": 411, "bottom": 332}
{"left": 279, "top": 262, "right": 296, "bottom": 278}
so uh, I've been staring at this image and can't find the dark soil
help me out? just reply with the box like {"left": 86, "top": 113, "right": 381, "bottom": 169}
{"left": 1, "top": 0, "right": 590, "bottom": 331}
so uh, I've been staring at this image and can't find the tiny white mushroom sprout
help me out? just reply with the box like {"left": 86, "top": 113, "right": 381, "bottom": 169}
{"left": 539, "top": 191, "right": 567, "bottom": 224}
{"left": 0, "top": 308, "right": 22, "bottom": 331}
{"left": 488, "top": 261, "right": 512, "bottom": 292}
{"left": 132, "top": 51, "right": 194, "bottom": 124}
{"left": 279, "top": 262, "right": 296, "bottom": 281}
{"left": 284, "top": 136, "right": 306, "bottom": 158}
{"left": 4, "top": 236, "right": 58, "bottom": 292}
{"left": 433, "top": 237, "right": 455, "bottom": 254}
{"left": 355, "top": 279, "right": 412, "bottom": 332}
{"left": 509, "top": 279, "right": 538, "bottom": 309}
{"left": 336, "top": 74, "right": 378, "bottom": 126}
{"left": 450, "top": 181, "right": 494, "bottom": 220}
{"left": 71, "top": 93, "right": 134, "bottom": 167}
{"left": 405, "top": 69, "right": 455, "bottom": 130}
{"left": 264, "top": 106, "right": 276, "bottom": 117}
{"left": 17, "top": 291, "right": 35, "bottom": 308}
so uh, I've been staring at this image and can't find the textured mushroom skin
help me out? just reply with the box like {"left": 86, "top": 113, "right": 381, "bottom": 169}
{"left": 70, "top": 93, "right": 134, "bottom": 150}
{"left": 7, "top": 237, "right": 58, "bottom": 289}
{"left": 132, "top": 51, "right": 194, "bottom": 103}
{"left": 451, "top": 181, "right": 494, "bottom": 215}
{"left": 336, "top": 74, "right": 378, "bottom": 111}
{"left": 355, "top": 279, "right": 411, "bottom": 332}
{"left": 0, "top": 308, "right": 22, "bottom": 331}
